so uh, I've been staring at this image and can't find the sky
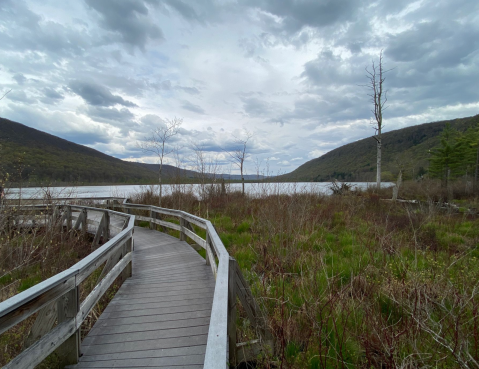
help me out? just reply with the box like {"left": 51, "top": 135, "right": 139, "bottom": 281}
{"left": 0, "top": 0, "right": 478, "bottom": 176}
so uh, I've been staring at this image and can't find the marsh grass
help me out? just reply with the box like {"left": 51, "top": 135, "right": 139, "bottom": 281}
{"left": 134, "top": 181, "right": 479, "bottom": 368}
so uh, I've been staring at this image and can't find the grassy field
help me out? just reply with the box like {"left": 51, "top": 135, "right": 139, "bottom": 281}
{"left": 134, "top": 180, "right": 479, "bottom": 368}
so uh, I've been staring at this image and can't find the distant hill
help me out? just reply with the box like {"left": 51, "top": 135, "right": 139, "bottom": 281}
{"left": 278, "top": 114, "right": 479, "bottom": 182}
{"left": 135, "top": 163, "right": 266, "bottom": 181}
{"left": 0, "top": 117, "right": 162, "bottom": 184}
{"left": 0, "top": 117, "right": 265, "bottom": 185}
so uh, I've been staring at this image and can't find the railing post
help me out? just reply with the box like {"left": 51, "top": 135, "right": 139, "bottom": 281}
{"left": 149, "top": 209, "right": 155, "bottom": 230}
{"left": 122, "top": 235, "right": 133, "bottom": 280}
{"left": 205, "top": 232, "right": 211, "bottom": 266}
{"left": 51, "top": 205, "right": 59, "bottom": 229}
{"left": 65, "top": 205, "right": 72, "bottom": 232}
{"left": 81, "top": 208, "right": 87, "bottom": 236}
{"left": 180, "top": 217, "right": 186, "bottom": 241}
{"left": 228, "top": 257, "right": 237, "bottom": 366}
{"left": 104, "top": 211, "right": 110, "bottom": 240}
{"left": 56, "top": 286, "right": 80, "bottom": 366}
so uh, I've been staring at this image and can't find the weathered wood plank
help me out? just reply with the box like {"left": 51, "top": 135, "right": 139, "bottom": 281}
{"left": 91, "top": 212, "right": 105, "bottom": 246}
{"left": 88, "top": 317, "right": 210, "bottom": 337}
{"left": 4, "top": 320, "right": 76, "bottom": 369}
{"left": 83, "top": 324, "right": 209, "bottom": 346}
{"left": 24, "top": 301, "right": 57, "bottom": 348}
{"left": 228, "top": 257, "right": 238, "bottom": 366}
{"left": 103, "top": 296, "right": 214, "bottom": 313}
{"left": 67, "top": 355, "right": 205, "bottom": 368}
{"left": 204, "top": 221, "right": 230, "bottom": 369}
{"left": 183, "top": 227, "right": 207, "bottom": 249}
{"left": 0, "top": 276, "right": 75, "bottom": 335}
{"left": 74, "top": 345, "right": 207, "bottom": 361}
{"left": 56, "top": 287, "right": 80, "bottom": 365}
{"left": 206, "top": 240, "right": 218, "bottom": 278}
{"left": 80, "top": 334, "right": 209, "bottom": 356}
{"left": 76, "top": 253, "right": 132, "bottom": 329}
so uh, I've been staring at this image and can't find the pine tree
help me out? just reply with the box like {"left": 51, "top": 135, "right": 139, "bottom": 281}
{"left": 460, "top": 123, "right": 479, "bottom": 191}
{"left": 429, "top": 124, "right": 463, "bottom": 188}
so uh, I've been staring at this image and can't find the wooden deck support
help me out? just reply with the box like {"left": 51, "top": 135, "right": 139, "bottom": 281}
{"left": 56, "top": 287, "right": 80, "bottom": 365}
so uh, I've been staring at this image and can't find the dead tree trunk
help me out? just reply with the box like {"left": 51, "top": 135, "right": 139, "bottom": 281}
{"left": 365, "top": 51, "right": 388, "bottom": 190}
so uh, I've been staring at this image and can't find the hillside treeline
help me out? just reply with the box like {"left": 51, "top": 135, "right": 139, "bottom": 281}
{"left": 429, "top": 122, "right": 479, "bottom": 190}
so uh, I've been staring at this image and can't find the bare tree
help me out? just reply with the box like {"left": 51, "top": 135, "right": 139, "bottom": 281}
{"left": 192, "top": 143, "right": 221, "bottom": 201}
{"left": 138, "top": 117, "right": 182, "bottom": 207}
{"left": 226, "top": 131, "right": 253, "bottom": 195}
{"left": 365, "top": 51, "right": 389, "bottom": 190}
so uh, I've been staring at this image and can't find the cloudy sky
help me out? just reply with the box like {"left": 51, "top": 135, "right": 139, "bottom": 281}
{"left": 1, "top": 0, "right": 478, "bottom": 175}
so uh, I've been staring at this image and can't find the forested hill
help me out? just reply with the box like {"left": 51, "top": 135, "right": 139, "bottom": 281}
{"left": 278, "top": 114, "right": 479, "bottom": 182}
{"left": 0, "top": 117, "right": 263, "bottom": 185}
{"left": 0, "top": 117, "right": 161, "bottom": 184}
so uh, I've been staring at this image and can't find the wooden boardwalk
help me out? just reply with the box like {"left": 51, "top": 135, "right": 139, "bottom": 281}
{"left": 1, "top": 201, "right": 271, "bottom": 368}
{"left": 70, "top": 226, "right": 215, "bottom": 368}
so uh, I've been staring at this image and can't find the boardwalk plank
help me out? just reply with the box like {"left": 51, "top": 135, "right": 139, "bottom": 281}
{"left": 88, "top": 317, "right": 210, "bottom": 337}
{"left": 71, "top": 226, "right": 215, "bottom": 368}
{"left": 102, "top": 297, "right": 214, "bottom": 314}
{"left": 69, "top": 355, "right": 204, "bottom": 367}
{"left": 83, "top": 325, "right": 209, "bottom": 346}
{"left": 97, "top": 304, "right": 212, "bottom": 321}
{"left": 77, "top": 345, "right": 206, "bottom": 361}
{"left": 81, "top": 334, "right": 208, "bottom": 355}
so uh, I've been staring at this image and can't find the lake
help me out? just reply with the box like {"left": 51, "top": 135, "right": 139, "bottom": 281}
{"left": 6, "top": 182, "right": 393, "bottom": 200}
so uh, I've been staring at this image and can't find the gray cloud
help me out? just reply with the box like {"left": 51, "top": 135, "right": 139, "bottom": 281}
{"left": 301, "top": 50, "right": 366, "bottom": 87}
{"left": 0, "top": 1, "right": 89, "bottom": 56}
{"left": 40, "top": 88, "right": 65, "bottom": 104}
{"left": 248, "top": 0, "right": 363, "bottom": 38}
{"left": 161, "top": 0, "right": 203, "bottom": 24}
{"left": 140, "top": 114, "right": 166, "bottom": 129}
{"left": 7, "top": 91, "right": 37, "bottom": 104}
{"left": 13, "top": 73, "right": 27, "bottom": 85}
{"left": 69, "top": 80, "right": 138, "bottom": 107}
{"left": 176, "top": 86, "right": 200, "bottom": 95}
{"left": 84, "top": 0, "right": 164, "bottom": 51}
{"left": 242, "top": 97, "right": 272, "bottom": 117}
{"left": 181, "top": 100, "right": 206, "bottom": 114}
{"left": 84, "top": 106, "right": 136, "bottom": 126}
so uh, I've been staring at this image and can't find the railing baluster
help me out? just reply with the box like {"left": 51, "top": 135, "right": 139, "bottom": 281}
{"left": 228, "top": 256, "right": 237, "bottom": 366}
{"left": 56, "top": 286, "right": 80, "bottom": 365}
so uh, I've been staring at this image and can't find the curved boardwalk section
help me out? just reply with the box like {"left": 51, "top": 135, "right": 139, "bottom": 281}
{"left": 70, "top": 226, "right": 215, "bottom": 368}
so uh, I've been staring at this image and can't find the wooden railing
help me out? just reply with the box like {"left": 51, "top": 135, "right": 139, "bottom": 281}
{"left": 114, "top": 200, "right": 273, "bottom": 368}
{"left": 0, "top": 198, "right": 272, "bottom": 368}
{"left": 0, "top": 203, "right": 135, "bottom": 368}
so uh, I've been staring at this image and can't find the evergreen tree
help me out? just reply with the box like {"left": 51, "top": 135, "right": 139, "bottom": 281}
{"left": 429, "top": 124, "right": 463, "bottom": 188}
{"left": 460, "top": 123, "right": 479, "bottom": 191}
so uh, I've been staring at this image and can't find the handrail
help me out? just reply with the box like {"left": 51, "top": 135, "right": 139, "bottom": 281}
{"left": 114, "top": 199, "right": 272, "bottom": 368}
{"left": 0, "top": 197, "right": 272, "bottom": 368}
{"left": 0, "top": 203, "right": 135, "bottom": 368}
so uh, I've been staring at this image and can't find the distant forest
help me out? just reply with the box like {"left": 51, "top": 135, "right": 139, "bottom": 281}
{"left": 279, "top": 114, "right": 479, "bottom": 182}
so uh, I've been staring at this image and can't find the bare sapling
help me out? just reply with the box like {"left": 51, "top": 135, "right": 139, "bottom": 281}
{"left": 225, "top": 130, "right": 253, "bottom": 195}
{"left": 138, "top": 117, "right": 182, "bottom": 207}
